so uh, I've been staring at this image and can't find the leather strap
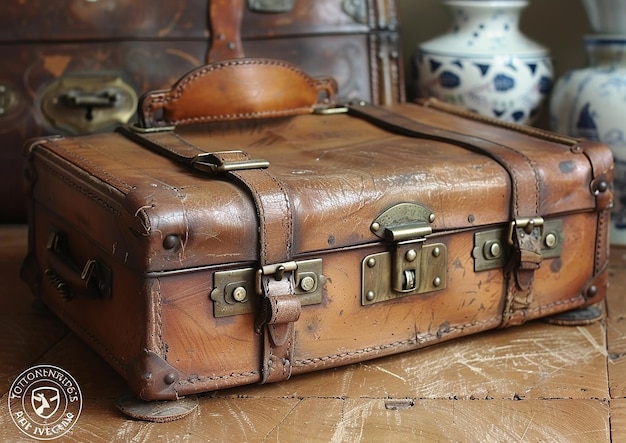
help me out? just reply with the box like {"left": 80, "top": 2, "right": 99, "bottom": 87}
{"left": 345, "top": 101, "right": 544, "bottom": 327}
{"left": 117, "top": 127, "right": 299, "bottom": 383}
{"left": 207, "top": 0, "right": 245, "bottom": 63}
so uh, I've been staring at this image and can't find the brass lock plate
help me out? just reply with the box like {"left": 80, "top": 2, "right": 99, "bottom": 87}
{"left": 248, "top": 0, "right": 296, "bottom": 12}
{"left": 361, "top": 242, "right": 447, "bottom": 306}
{"left": 473, "top": 219, "right": 563, "bottom": 272}
{"left": 0, "top": 82, "right": 21, "bottom": 118}
{"left": 41, "top": 75, "right": 137, "bottom": 134}
{"left": 210, "top": 259, "right": 323, "bottom": 317}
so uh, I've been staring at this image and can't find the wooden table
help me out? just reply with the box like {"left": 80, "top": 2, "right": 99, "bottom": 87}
{"left": 1, "top": 224, "right": 624, "bottom": 442}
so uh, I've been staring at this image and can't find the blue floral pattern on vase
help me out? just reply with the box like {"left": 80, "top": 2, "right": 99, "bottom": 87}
{"left": 414, "top": 0, "right": 553, "bottom": 125}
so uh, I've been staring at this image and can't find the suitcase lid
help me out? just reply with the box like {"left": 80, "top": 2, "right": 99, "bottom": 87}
{"left": 26, "top": 59, "right": 612, "bottom": 274}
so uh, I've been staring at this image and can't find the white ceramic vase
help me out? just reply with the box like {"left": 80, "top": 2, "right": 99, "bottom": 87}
{"left": 580, "top": 0, "right": 626, "bottom": 34}
{"left": 414, "top": 0, "right": 553, "bottom": 125}
{"left": 550, "top": 35, "right": 626, "bottom": 245}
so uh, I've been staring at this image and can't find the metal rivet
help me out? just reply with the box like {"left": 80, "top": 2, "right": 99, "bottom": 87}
{"left": 233, "top": 286, "right": 247, "bottom": 302}
{"left": 432, "top": 247, "right": 441, "bottom": 257}
{"left": 405, "top": 249, "right": 417, "bottom": 262}
{"left": 544, "top": 233, "right": 558, "bottom": 249}
{"left": 300, "top": 276, "right": 316, "bottom": 292}
{"left": 468, "top": 214, "right": 475, "bottom": 223}
{"left": 488, "top": 241, "right": 502, "bottom": 258}
{"left": 367, "top": 257, "right": 377, "bottom": 268}
{"left": 429, "top": 213, "right": 436, "bottom": 223}
{"left": 164, "top": 372, "right": 176, "bottom": 385}
{"left": 371, "top": 222, "right": 380, "bottom": 232}
{"left": 597, "top": 181, "right": 608, "bottom": 193}
{"left": 163, "top": 234, "right": 180, "bottom": 250}
{"left": 366, "top": 291, "right": 375, "bottom": 301}
{"left": 433, "top": 277, "right": 442, "bottom": 287}
{"left": 587, "top": 285, "right": 598, "bottom": 298}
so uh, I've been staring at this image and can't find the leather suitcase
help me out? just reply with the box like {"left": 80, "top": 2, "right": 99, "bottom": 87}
{"left": 1, "top": 0, "right": 402, "bottom": 222}
{"left": 22, "top": 59, "right": 612, "bottom": 414}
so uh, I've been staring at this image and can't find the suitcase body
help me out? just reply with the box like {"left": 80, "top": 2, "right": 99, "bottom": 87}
{"left": 1, "top": 0, "right": 402, "bottom": 221}
{"left": 22, "top": 59, "right": 612, "bottom": 402}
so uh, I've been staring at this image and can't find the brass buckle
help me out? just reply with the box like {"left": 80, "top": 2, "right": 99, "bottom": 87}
{"left": 507, "top": 216, "right": 544, "bottom": 245}
{"left": 127, "top": 123, "right": 176, "bottom": 133}
{"left": 192, "top": 151, "right": 270, "bottom": 173}
{"left": 313, "top": 105, "right": 349, "bottom": 115}
{"left": 255, "top": 261, "right": 298, "bottom": 295}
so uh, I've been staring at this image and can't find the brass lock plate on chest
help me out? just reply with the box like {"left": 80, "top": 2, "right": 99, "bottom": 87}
{"left": 40, "top": 75, "right": 137, "bottom": 134}
{"left": 362, "top": 203, "right": 447, "bottom": 305}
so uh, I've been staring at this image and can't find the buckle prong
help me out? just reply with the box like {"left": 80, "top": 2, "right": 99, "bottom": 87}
{"left": 507, "top": 217, "right": 544, "bottom": 245}
{"left": 255, "top": 261, "right": 298, "bottom": 294}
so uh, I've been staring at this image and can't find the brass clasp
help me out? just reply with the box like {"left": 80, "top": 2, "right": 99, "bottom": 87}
{"left": 362, "top": 203, "right": 447, "bottom": 305}
{"left": 191, "top": 151, "right": 270, "bottom": 174}
{"left": 211, "top": 259, "right": 323, "bottom": 318}
{"left": 507, "top": 216, "right": 544, "bottom": 245}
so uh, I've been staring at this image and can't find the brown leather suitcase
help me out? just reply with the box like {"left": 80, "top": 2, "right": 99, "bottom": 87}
{"left": 22, "top": 59, "right": 612, "bottom": 416}
{"left": 1, "top": 0, "right": 402, "bottom": 222}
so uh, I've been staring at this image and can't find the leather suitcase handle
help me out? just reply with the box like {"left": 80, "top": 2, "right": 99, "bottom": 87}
{"left": 136, "top": 58, "right": 338, "bottom": 129}
{"left": 44, "top": 231, "right": 111, "bottom": 301}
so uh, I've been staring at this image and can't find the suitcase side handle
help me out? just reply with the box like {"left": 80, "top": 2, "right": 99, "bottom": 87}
{"left": 136, "top": 58, "right": 338, "bottom": 129}
{"left": 44, "top": 231, "right": 112, "bottom": 301}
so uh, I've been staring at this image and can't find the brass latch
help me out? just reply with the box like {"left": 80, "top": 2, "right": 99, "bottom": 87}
{"left": 210, "top": 259, "right": 323, "bottom": 317}
{"left": 473, "top": 218, "right": 563, "bottom": 272}
{"left": 40, "top": 75, "right": 137, "bottom": 134}
{"left": 191, "top": 151, "right": 270, "bottom": 174}
{"left": 362, "top": 203, "right": 447, "bottom": 305}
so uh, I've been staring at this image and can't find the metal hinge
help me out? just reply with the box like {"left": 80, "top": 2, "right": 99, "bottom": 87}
{"left": 210, "top": 259, "right": 323, "bottom": 317}
{"left": 473, "top": 219, "right": 563, "bottom": 272}
{"left": 362, "top": 203, "right": 447, "bottom": 305}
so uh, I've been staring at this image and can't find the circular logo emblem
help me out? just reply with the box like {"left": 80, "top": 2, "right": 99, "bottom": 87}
{"left": 8, "top": 365, "right": 82, "bottom": 440}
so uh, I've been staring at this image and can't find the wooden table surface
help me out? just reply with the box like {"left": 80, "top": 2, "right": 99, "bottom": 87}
{"left": 1, "top": 224, "right": 625, "bottom": 442}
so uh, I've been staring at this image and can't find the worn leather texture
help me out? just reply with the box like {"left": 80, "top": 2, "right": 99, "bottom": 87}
{"left": 1, "top": 0, "right": 402, "bottom": 222}
{"left": 22, "top": 92, "right": 613, "bottom": 400}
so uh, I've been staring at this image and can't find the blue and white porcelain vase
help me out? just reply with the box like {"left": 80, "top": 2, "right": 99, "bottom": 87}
{"left": 414, "top": 0, "right": 553, "bottom": 125}
{"left": 550, "top": 36, "right": 626, "bottom": 245}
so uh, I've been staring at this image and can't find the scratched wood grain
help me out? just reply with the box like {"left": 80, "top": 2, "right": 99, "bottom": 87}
{"left": 0, "top": 225, "right": 69, "bottom": 393}
{"left": 608, "top": 247, "right": 626, "bottom": 399}
{"left": 613, "top": 399, "right": 626, "bottom": 443}
{"left": 0, "top": 394, "right": 611, "bottom": 442}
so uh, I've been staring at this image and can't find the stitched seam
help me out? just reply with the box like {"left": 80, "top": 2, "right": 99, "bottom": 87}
{"left": 421, "top": 99, "right": 580, "bottom": 146}
{"left": 177, "top": 371, "right": 259, "bottom": 385}
{"left": 295, "top": 295, "right": 584, "bottom": 367}
{"left": 263, "top": 169, "right": 293, "bottom": 259}
{"left": 148, "top": 59, "right": 321, "bottom": 124}
{"left": 163, "top": 59, "right": 319, "bottom": 103}
{"left": 168, "top": 132, "right": 208, "bottom": 157}
{"left": 597, "top": 209, "right": 609, "bottom": 273}
{"left": 45, "top": 139, "right": 134, "bottom": 193}
{"left": 37, "top": 156, "right": 121, "bottom": 215}
{"left": 169, "top": 108, "right": 312, "bottom": 126}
